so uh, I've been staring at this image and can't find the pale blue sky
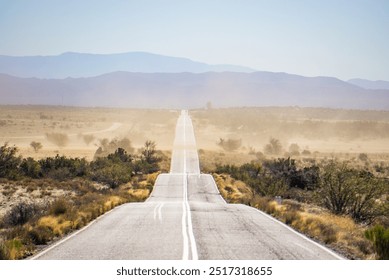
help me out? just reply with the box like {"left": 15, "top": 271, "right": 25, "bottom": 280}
{"left": 0, "top": 0, "right": 388, "bottom": 80}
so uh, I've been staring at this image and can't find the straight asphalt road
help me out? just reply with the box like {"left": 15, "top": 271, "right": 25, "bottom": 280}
{"left": 32, "top": 110, "right": 343, "bottom": 260}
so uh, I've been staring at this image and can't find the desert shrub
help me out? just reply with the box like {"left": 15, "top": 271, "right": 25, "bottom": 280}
{"left": 264, "top": 138, "right": 283, "bottom": 155}
{"left": 3, "top": 202, "right": 41, "bottom": 227}
{"left": 348, "top": 172, "right": 386, "bottom": 223}
{"left": 46, "top": 132, "right": 69, "bottom": 147}
{"left": 216, "top": 159, "right": 320, "bottom": 198}
{"left": 316, "top": 162, "right": 356, "bottom": 215}
{"left": 30, "top": 141, "right": 43, "bottom": 153}
{"left": 28, "top": 225, "right": 54, "bottom": 245}
{"left": 365, "top": 225, "right": 389, "bottom": 259}
{"left": 317, "top": 162, "right": 386, "bottom": 222}
{"left": 49, "top": 198, "right": 71, "bottom": 216}
{"left": 217, "top": 138, "right": 242, "bottom": 152}
{"left": 107, "top": 147, "right": 133, "bottom": 163}
{"left": 140, "top": 141, "right": 161, "bottom": 168}
{"left": 90, "top": 156, "right": 132, "bottom": 188}
{"left": 39, "top": 155, "right": 89, "bottom": 180}
{"left": 263, "top": 158, "right": 319, "bottom": 190}
{"left": 20, "top": 157, "right": 42, "bottom": 178}
{"left": 0, "top": 143, "right": 22, "bottom": 179}
{"left": 256, "top": 173, "right": 289, "bottom": 197}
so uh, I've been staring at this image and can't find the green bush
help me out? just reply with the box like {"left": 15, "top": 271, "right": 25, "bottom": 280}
{"left": 365, "top": 225, "right": 389, "bottom": 260}
{"left": 90, "top": 158, "right": 132, "bottom": 188}
{"left": 39, "top": 155, "right": 89, "bottom": 180}
{"left": 317, "top": 162, "right": 385, "bottom": 222}
{"left": 0, "top": 143, "right": 22, "bottom": 179}
{"left": 20, "top": 157, "right": 42, "bottom": 178}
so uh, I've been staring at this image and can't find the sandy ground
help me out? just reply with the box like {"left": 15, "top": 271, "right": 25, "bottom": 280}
{"left": 1, "top": 105, "right": 389, "bottom": 219}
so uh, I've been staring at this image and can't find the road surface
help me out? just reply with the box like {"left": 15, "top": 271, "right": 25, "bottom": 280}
{"left": 32, "top": 110, "right": 342, "bottom": 260}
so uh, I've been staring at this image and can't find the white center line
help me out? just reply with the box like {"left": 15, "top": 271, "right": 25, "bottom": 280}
{"left": 180, "top": 112, "right": 198, "bottom": 260}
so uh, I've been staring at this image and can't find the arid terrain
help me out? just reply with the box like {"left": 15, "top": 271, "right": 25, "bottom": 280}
{"left": 0, "top": 105, "right": 178, "bottom": 160}
{"left": 1, "top": 105, "right": 389, "bottom": 259}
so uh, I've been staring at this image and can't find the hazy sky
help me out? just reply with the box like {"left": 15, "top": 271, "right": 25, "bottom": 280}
{"left": 0, "top": 0, "right": 388, "bottom": 80}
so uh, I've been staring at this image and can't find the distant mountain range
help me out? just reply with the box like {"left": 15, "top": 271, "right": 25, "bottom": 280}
{"left": 0, "top": 52, "right": 255, "bottom": 79}
{"left": 0, "top": 52, "right": 388, "bottom": 110}
{"left": 1, "top": 71, "right": 389, "bottom": 110}
{"left": 348, "top": 78, "right": 389, "bottom": 90}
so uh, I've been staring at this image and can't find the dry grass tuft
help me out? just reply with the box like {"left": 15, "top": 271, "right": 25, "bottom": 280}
{"left": 127, "top": 189, "right": 150, "bottom": 201}
{"left": 213, "top": 173, "right": 253, "bottom": 204}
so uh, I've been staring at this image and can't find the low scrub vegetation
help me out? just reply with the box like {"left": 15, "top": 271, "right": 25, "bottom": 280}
{"left": 213, "top": 156, "right": 389, "bottom": 259}
{"left": 0, "top": 140, "right": 162, "bottom": 259}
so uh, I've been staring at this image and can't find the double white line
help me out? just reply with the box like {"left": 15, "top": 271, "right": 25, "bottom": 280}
{"left": 181, "top": 112, "right": 198, "bottom": 260}
{"left": 153, "top": 202, "right": 164, "bottom": 222}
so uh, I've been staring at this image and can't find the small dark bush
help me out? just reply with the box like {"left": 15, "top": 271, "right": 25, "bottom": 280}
{"left": 28, "top": 225, "right": 54, "bottom": 245}
{"left": 50, "top": 199, "right": 70, "bottom": 216}
{"left": 3, "top": 202, "right": 41, "bottom": 227}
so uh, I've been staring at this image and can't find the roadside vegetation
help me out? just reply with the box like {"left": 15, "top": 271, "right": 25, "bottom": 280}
{"left": 193, "top": 107, "right": 389, "bottom": 260}
{"left": 0, "top": 140, "right": 166, "bottom": 259}
{"left": 212, "top": 156, "right": 389, "bottom": 260}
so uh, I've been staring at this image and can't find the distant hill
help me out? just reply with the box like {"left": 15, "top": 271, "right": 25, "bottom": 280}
{"left": 1, "top": 72, "right": 388, "bottom": 110}
{"left": 348, "top": 78, "right": 389, "bottom": 90}
{"left": 0, "top": 52, "right": 255, "bottom": 78}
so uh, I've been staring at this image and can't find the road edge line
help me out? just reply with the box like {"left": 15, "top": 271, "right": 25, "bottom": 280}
{"left": 30, "top": 203, "right": 126, "bottom": 260}
{"left": 244, "top": 204, "right": 345, "bottom": 260}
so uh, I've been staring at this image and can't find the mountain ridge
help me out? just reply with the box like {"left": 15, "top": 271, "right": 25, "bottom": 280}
{"left": 0, "top": 52, "right": 255, "bottom": 78}
{"left": 1, "top": 71, "right": 388, "bottom": 110}
{"left": 348, "top": 78, "right": 389, "bottom": 90}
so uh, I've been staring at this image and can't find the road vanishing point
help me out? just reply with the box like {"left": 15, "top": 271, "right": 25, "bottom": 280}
{"left": 32, "top": 110, "right": 343, "bottom": 260}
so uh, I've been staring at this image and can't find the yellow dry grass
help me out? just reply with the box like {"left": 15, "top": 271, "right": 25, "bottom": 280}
{"left": 127, "top": 189, "right": 150, "bottom": 201}
{"left": 38, "top": 216, "right": 73, "bottom": 236}
{"left": 213, "top": 173, "right": 253, "bottom": 203}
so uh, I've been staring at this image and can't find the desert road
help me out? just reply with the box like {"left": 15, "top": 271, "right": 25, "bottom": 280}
{"left": 32, "top": 110, "right": 343, "bottom": 260}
